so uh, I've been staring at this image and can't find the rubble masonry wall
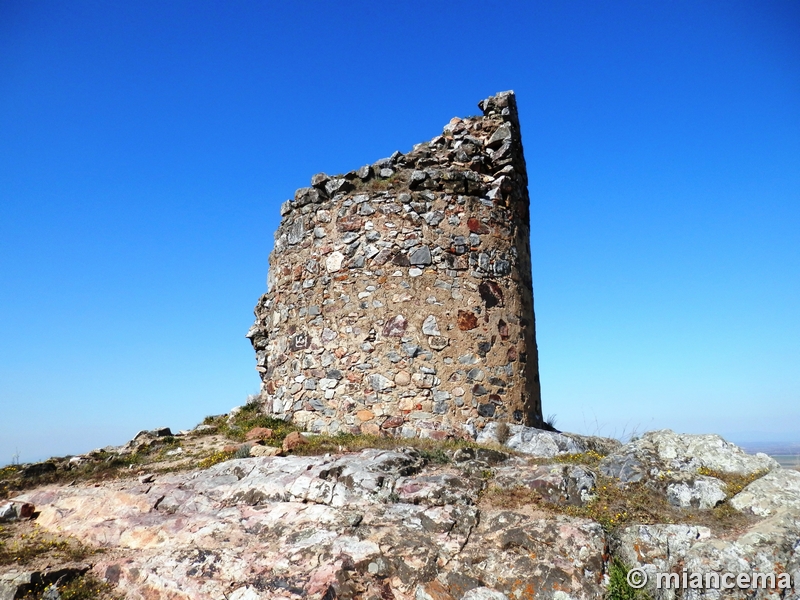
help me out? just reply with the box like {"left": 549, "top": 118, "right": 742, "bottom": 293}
{"left": 247, "top": 91, "right": 544, "bottom": 439}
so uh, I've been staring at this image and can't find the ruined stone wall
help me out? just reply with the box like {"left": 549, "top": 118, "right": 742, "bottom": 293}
{"left": 247, "top": 91, "right": 544, "bottom": 439}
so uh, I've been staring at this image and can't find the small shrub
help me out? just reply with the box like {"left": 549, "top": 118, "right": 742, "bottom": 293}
{"left": 418, "top": 447, "right": 450, "bottom": 465}
{"left": 0, "top": 465, "right": 19, "bottom": 479}
{"left": 607, "top": 558, "right": 652, "bottom": 600}
{"left": 554, "top": 450, "right": 605, "bottom": 467}
{"left": 233, "top": 445, "right": 252, "bottom": 459}
{"left": 481, "top": 473, "right": 755, "bottom": 535}
{"left": 198, "top": 450, "right": 235, "bottom": 470}
{"left": 211, "top": 403, "right": 299, "bottom": 444}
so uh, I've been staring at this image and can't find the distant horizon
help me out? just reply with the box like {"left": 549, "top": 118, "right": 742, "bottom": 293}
{"left": 3, "top": 418, "right": 798, "bottom": 467}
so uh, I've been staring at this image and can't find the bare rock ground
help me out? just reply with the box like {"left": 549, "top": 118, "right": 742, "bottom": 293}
{"left": 2, "top": 427, "right": 799, "bottom": 599}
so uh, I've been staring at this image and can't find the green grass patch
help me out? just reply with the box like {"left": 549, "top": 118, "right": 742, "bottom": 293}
{"left": 607, "top": 558, "right": 653, "bottom": 600}
{"left": 205, "top": 403, "right": 299, "bottom": 444}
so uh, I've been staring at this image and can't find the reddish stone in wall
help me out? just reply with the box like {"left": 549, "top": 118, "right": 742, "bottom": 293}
{"left": 382, "top": 416, "right": 405, "bottom": 429}
{"left": 336, "top": 215, "right": 363, "bottom": 232}
{"left": 467, "top": 217, "right": 491, "bottom": 235}
{"left": 457, "top": 310, "right": 478, "bottom": 331}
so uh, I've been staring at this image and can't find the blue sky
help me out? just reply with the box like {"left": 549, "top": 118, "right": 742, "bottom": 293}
{"left": 1, "top": 0, "right": 798, "bottom": 463}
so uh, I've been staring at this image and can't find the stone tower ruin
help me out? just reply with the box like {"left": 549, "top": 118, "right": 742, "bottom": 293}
{"left": 247, "top": 91, "right": 545, "bottom": 439}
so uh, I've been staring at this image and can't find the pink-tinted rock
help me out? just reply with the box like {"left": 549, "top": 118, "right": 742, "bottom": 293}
{"left": 336, "top": 215, "right": 363, "bottom": 232}
{"left": 245, "top": 427, "right": 273, "bottom": 442}
{"left": 382, "top": 315, "right": 408, "bottom": 337}
{"left": 381, "top": 416, "right": 405, "bottom": 429}
{"left": 497, "top": 319, "right": 509, "bottom": 340}
{"left": 282, "top": 431, "right": 308, "bottom": 453}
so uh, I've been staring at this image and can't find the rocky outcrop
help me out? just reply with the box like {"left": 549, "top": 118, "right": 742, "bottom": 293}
{"left": 599, "top": 429, "right": 779, "bottom": 483}
{"left": 13, "top": 448, "right": 607, "bottom": 600}
{"left": 5, "top": 429, "right": 799, "bottom": 600}
{"left": 731, "top": 468, "right": 800, "bottom": 516}
{"left": 613, "top": 510, "right": 800, "bottom": 600}
{"left": 248, "top": 91, "right": 545, "bottom": 439}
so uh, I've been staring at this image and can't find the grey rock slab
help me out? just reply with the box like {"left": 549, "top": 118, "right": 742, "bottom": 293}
{"left": 598, "top": 453, "right": 647, "bottom": 483}
{"left": 287, "top": 218, "right": 304, "bottom": 245}
{"left": 310, "top": 172, "right": 329, "bottom": 188}
{"left": 613, "top": 524, "right": 713, "bottom": 598}
{"left": 493, "top": 463, "right": 596, "bottom": 506}
{"left": 217, "top": 449, "right": 424, "bottom": 508}
{"left": 599, "top": 430, "right": 778, "bottom": 485}
{"left": 477, "top": 422, "right": 586, "bottom": 457}
{"left": 614, "top": 512, "right": 800, "bottom": 600}
{"left": 731, "top": 468, "right": 800, "bottom": 516}
{"left": 422, "top": 315, "right": 440, "bottom": 336}
{"left": 0, "top": 502, "right": 17, "bottom": 522}
{"left": 458, "top": 511, "right": 607, "bottom": 599}
{"left": 486, "top": 123, "right": 512, "bottom": 148}
{"left": 394, "top": 472, "right": 483, "bottom": 506}
{"left": 325, "top": 177, "right": 351, "bottom": 196}
{"left": 423, "top": 211, "right": 445, "bottom": 226}
{"left": 410, "top": 170, "right": 427, "bottom": 184}
{"left": 665, "top": 475, "right": 728, "bottom": 509}
{"left": 368, "top": 373, "right": 396, "bottom": 392}
{"left": 409, "top": 245, "right": 432, "bottom": 266}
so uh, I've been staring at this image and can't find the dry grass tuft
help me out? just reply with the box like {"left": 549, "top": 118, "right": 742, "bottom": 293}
{"left": 0, "top": 522, "right": 97, "bottom": 566}
{"left": 481, "top": 473, "right": 756, "bottom": 535}
{"left": 552, "top": 450, "right": 606, "bottom": 467}
{"left": 197, "top": 449, "right": 236, "bottom": 469}
{"left": 697, "top": 467, "right": 769, "bottom": 497}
